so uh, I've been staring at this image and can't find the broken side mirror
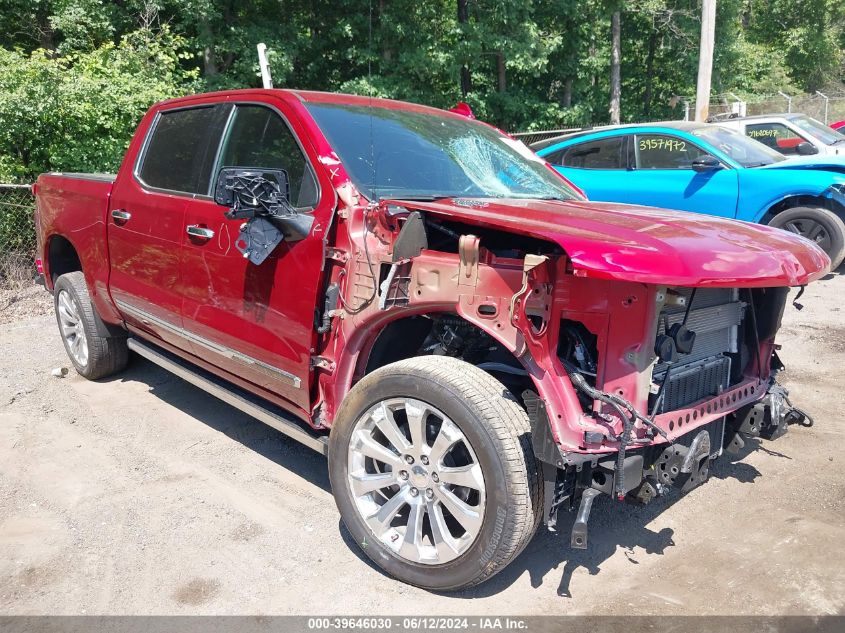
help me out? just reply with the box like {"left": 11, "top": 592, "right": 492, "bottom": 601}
{"left": 213, "top": 167, "right": 314, "bottom": 265}
{"left": 213, "top": 167, "right": 290, "bottom": 213}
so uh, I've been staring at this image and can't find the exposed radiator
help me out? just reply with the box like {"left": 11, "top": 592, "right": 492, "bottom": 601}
{"left": 658, "top": 355, "right": 731, "bottom": 412}
{"left": 653, "top": 288, "right": 745, "bottom": 412}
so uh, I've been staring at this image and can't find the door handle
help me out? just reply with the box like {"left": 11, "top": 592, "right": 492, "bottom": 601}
{"left": 186, "top": 224, "right": 215, "bottom": 240}
{"left": 111, "top": 209, "right": 131, "bottom": 221}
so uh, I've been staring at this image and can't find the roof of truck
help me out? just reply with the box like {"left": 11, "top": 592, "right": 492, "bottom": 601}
{"left": 154, "top": 88, "right": 464, "bottom": 119}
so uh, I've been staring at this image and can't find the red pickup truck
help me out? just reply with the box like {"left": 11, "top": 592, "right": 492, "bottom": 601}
{"left": 34, "top": 89, "right": 829, "bottom": 590}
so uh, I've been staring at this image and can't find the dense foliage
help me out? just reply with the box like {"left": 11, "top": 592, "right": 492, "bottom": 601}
{"left": 0, "top": 0, "right": 843, "bottom": 181}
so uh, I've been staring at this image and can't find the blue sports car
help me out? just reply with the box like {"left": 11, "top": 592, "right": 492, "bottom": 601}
{"left": 532, "top": 122, "right": 845, "bottom": 269}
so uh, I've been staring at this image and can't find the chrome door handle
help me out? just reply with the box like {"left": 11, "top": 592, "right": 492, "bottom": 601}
{"left": 186, "top": 225, "right": 215, "bottom": 239}
{"left": 111, "top": 209, "right": 131, "bottom": 221}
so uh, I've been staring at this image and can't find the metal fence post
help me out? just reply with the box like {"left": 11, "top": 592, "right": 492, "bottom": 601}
{"left": 778, "top": 91, "right": 792, "bottom": 113}
{"left": 816, "top": 91, "right": 830, "bottom": 124}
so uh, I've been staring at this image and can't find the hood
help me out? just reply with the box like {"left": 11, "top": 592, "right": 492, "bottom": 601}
{"left": 389, "top": 197, "right": 830, "bottom": 287}
{"left": 759, "top": 155, "right": 845, "bottom": 174}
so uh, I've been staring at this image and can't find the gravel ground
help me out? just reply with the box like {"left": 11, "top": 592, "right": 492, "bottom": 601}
{"left": 0, "top": 283, "right": 51, "bottom": 326}
{"left": 0, "top": 273, "right": 843, "bottom": 616}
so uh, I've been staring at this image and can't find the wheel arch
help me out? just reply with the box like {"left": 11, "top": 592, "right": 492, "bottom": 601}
{"left": 357, "top": 312, "right": 535, "bottom": 396}
{"left": 758, "top": 193, "right": 845, "bottom": 225}
{"left": 44, "top": 231, "right": 123, "bottom": 327}
{"left": 45, "top": 233, "right": 82, "bottom": 288}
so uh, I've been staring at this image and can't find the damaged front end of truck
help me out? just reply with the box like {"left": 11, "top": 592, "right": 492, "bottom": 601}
{"left": 313, "top": 191, "right": 829, "bottom": 552}
{"left": 530, "top": 282, "right": 817, "bottom": 550}
{"left": 295, "top": 92, "right": 830, "bottom": 561}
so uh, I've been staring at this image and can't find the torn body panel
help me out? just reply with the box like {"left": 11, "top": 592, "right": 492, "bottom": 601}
{"left": 310, "top": 193, "right": 801, "bottom": 469}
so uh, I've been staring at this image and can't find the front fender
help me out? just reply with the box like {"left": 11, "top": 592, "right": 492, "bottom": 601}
{"left": 737, "top": 170, "right": 842, "bottom": 223}
{"left": 317, "top": 248, "right": 595, "bottom": 449}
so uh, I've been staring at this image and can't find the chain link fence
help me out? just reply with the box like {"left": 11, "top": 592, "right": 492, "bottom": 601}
{"left": 707, "top": 91, "right": 845, "bottom": 124}
{"left": 0, "top": 184, "right": 37, "bottom": 291}
{"left": 517, "top": 89, "right": 845, "bottom": 145}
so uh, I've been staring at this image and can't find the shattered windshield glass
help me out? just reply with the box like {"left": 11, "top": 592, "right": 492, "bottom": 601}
{"left": 305, "top": 102, "right": 582, "bottom": 202}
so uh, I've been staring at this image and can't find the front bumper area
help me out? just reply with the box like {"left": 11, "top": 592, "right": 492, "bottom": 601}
{"left": 529, "top": 379, "right": 813, "bottom": 550}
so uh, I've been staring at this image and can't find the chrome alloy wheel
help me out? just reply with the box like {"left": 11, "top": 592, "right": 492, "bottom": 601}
{"left": 57, "top": 289, "right": 88, "bottom": 367}
{"left": 347, "top": 398, "right": 486, "bottom": 564}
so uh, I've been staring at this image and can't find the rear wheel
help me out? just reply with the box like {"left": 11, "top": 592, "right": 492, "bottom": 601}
{"left": 328, "top": 356, "right": 542, "bottom": 590}
{"left": 768, "top": 206, "right": 845, "bottom": 270}
{"left": 53, "top": 271, "right": 128, "bottom": 379}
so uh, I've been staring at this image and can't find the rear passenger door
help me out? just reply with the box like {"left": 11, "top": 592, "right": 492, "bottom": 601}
{"left": 548, "top": 135, "right": 630, "bottom": 200}
{"left": 108, "top": 104, "right": 228, "bottom": 353}
{"left": 623, "top": 133, "right": 739, "bottom": 217}
{"left": 179, "top": 101, "right": 329, "bottom": 416}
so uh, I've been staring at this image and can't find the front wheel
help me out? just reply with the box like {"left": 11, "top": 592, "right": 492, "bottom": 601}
{"left": 328, "top": 356, "right": 542, "bottom": 590}
{"left": 768, "top": 206, "right": 845, "bottom": 270}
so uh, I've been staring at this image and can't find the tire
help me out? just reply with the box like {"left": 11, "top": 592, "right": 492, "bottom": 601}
{"left": 768, "top": 206, "right": 845, "bottom": 270}
{"left": 328, "top": 356, "right": 542, "bottom": 590}
{"left": 53, "top": 271, "right": 128, "bottom": 380}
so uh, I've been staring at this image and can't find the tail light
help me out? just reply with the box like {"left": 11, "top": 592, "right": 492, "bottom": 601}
{"left": 35, "top": 258, "right": 44, "bottom": 275}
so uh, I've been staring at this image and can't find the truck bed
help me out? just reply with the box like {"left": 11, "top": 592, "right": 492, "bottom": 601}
{"left": 35, "top": 172, "right": 119, "bottom": 322}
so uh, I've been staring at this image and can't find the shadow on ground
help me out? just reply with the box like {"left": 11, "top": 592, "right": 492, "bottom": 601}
{"left": 104, "top": 355, "right": 331, "bottom": 494}
{"left": 109, "top": 353, "right": 789, "bottom": 599}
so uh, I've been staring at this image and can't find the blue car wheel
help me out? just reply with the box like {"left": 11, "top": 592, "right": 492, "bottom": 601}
{"left": 768, "top": 206, "right": 845, "bottom": 270}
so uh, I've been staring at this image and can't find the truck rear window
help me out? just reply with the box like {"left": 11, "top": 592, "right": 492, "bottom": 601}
{"left": 138, "top": 106, "right": 222, "bottom": 194}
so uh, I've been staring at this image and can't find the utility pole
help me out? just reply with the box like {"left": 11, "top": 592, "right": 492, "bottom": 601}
{"left": 609, "top": 11, "right": 621, "bottom": 125}
{"left": 694, "top": 0, "right": 716, "bottom": 122}
{"left": 778, "top": 90, "right": 792, "bottom": 113}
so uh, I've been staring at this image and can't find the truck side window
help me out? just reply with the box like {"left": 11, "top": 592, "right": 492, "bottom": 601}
{"left": 634, "top": 134, "right": 706, "bottom": 169}
{"left": 218, "top": 105, "right": 319, "bottom": 209}
{"left": 138, "top": 106, "right": 222, "bottom": 194}
{"left": 561, "top": 137, "right": 626, "bottom": 169}
{"left": 746, "top": 123, "right": 805, "bottom": 155}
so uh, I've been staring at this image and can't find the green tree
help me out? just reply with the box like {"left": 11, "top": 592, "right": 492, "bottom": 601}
{"left": 0, "top": 26, "right": 198, "bottom": 181}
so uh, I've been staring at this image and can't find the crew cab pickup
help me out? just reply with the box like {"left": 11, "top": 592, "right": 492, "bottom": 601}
{"left": 34, "top": 89, "right": 830, "bottom": 591}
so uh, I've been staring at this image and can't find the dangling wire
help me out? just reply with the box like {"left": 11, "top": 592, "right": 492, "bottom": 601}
{"left": 339, "top": 0, "right": 379, "bottom": 315}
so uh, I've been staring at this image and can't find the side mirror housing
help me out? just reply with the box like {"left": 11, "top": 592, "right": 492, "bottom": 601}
{"left": 796, "top": 141, "right": 818, "bottom": 156}
{"left": 691, "top": 155, "right": 723, "bottom": 172}
{"left": 214, "top": 167, "right": 314, "bottom": 263}
{"left": 213, "top": 167, "right": 290, "bottom": 210}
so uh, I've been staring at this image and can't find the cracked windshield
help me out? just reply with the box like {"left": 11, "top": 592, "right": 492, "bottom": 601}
{"left": 306, "top": 102, "right": 582, "bottom": 202}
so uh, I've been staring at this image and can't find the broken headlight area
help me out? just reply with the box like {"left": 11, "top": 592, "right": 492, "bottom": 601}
{"left": 533, "top": 378, "right": 812, "bottom": 550}
{"left": 537, "top": 286, "right": 811, "bottom": 551}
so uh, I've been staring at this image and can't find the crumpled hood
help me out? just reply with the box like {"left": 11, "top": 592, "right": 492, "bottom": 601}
{"left": 389, "top": 197, "right": 830, "bottom": 287}
{"left": 759, "top": 155, "right": 845, "bottom": 174}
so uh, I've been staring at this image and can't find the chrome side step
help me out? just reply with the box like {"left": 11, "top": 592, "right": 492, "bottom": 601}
{"left": 127, "top": 338, "right": 328, "bottom": 455}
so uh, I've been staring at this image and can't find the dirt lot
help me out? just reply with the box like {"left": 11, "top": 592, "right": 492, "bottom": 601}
{"left": 1, "top": 273, "right": 844, "bottom": 616}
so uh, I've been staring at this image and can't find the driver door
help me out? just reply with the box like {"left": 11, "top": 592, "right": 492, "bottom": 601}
{"left": 623, "top": 133, "right": 739, "bottom": 218}
{"left": 180, "top": 100, "right": 327, "bottom": 415}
